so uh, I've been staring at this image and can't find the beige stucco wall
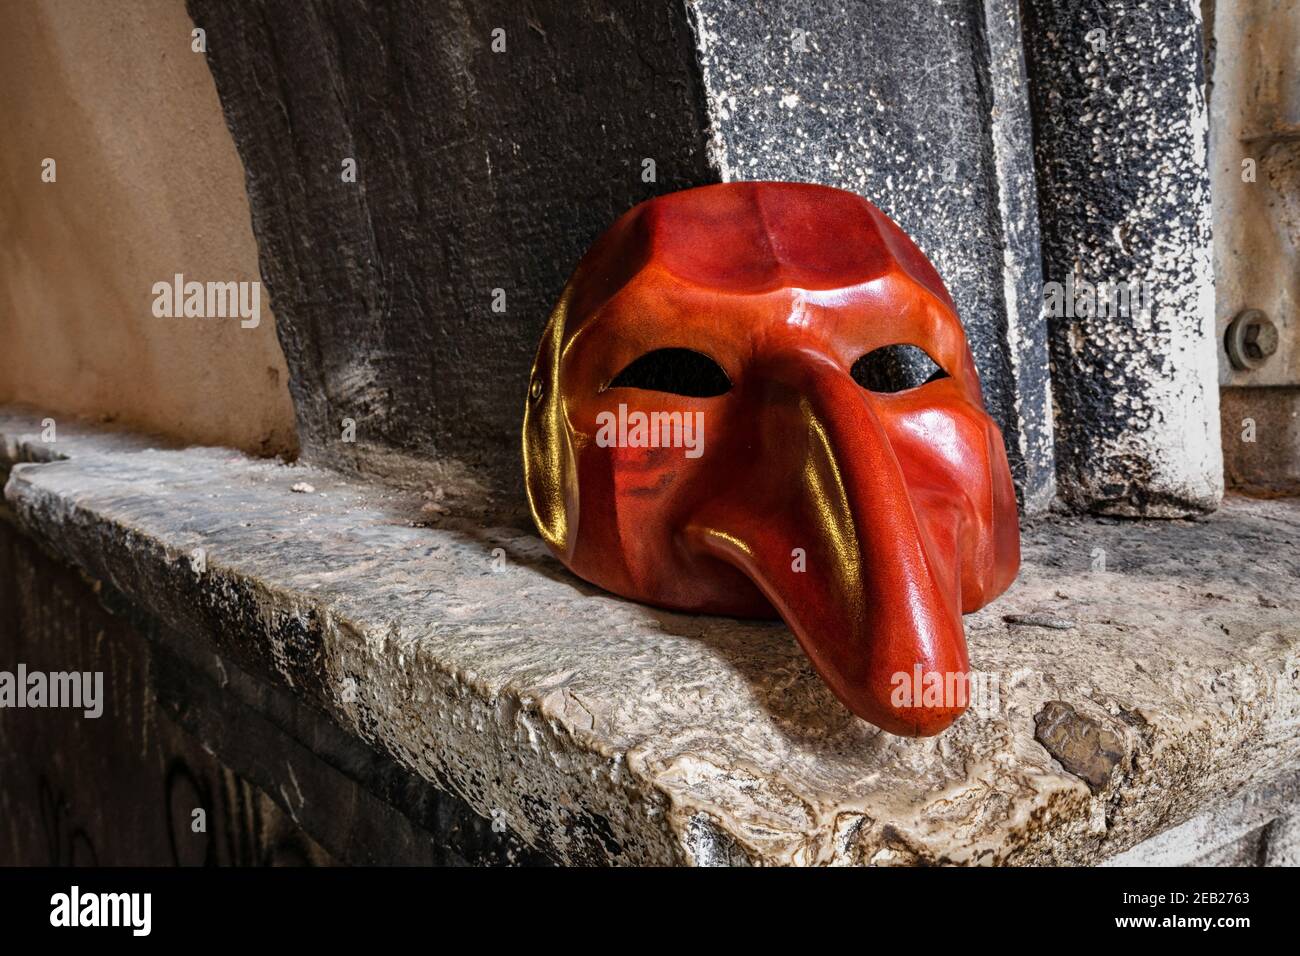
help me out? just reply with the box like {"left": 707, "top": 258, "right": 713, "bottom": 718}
{"left": 0, "top": 0, "right": 297, "bottom": 456}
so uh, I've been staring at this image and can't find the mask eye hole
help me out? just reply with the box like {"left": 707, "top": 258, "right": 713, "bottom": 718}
{"left": 851, "top": 344, "right": 949, "bottom": 393}
{"left": 605, "top": 348, "right": 732, "bottom": 397}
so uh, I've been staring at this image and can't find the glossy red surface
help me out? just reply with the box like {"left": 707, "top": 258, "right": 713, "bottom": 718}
{"left": 524, "top": 182, "right": 1020, "bottom": 736}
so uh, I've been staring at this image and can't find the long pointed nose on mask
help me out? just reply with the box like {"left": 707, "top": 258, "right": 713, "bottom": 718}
{"left": 523, "top": 181, "right": 1020, "bottom": 737}
{"left": 682, "top": 352, "right": 970, "bottom": 736}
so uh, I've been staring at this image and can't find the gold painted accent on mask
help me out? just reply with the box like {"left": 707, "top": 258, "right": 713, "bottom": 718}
{"left": 523, "top": 293, "right": 577, "bottom": 557}
{"left": 801, "top": 400, "right": 864, "bottom": 620}
{"left": 693, "top": 526, "right": 755, "bottom": 563}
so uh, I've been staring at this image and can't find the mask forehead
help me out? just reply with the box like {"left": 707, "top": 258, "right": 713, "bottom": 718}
{"left": 558, "top": 182, "right": 967, "bottom": 358}
{"left": 631, "top": 181, "right": 894, "bottom": 293}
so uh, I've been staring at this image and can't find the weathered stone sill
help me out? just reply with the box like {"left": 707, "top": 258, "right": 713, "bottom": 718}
{"left": 2, "top": 406, "right": 1298, "bottom": 865}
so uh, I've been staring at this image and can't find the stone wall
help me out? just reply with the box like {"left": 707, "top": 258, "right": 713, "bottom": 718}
{"left": 0, "top": 0, "right": 296, "bottom": 457}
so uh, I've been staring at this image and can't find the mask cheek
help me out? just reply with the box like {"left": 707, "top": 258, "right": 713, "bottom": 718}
{"left": 885, "top": 402, "right": 1006, "bottom": 609}
{"left": 568, "top": 409, "right": 711, "bottom": 598}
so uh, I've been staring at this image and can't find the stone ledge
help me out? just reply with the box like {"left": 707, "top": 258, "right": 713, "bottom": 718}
{"left": 1103, "top": 768, "right": 1300, "bottom": 866}
{"left": 3, "top": 405, "right": 1299, "bottom": 865}
{"left": 0, "top": 404, "right": 176, "bottom": 474}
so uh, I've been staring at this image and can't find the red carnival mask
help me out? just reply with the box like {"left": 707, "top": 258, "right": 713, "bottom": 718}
{"left": 523, "top": 182, "right": 1019, "bottom": 736}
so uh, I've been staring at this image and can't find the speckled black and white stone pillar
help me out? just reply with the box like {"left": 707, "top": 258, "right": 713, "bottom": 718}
{"left": 686, "top": 0, "right": 1057, "bottom": 512}
{"left": 1022, "top": 0, "right": 1222, "bottom": 516}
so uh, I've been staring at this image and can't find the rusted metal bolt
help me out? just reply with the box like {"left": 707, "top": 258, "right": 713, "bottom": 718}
{"left": 1225, "top": 309, "right": 1279, "bottom": 370}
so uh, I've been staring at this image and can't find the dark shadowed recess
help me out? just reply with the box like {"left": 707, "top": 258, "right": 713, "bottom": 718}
{"left": 605, "top": 348, "right": 732, "bottom": 397}
{"left": 851, "top": 344, "right": 947, "bottom": 393}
